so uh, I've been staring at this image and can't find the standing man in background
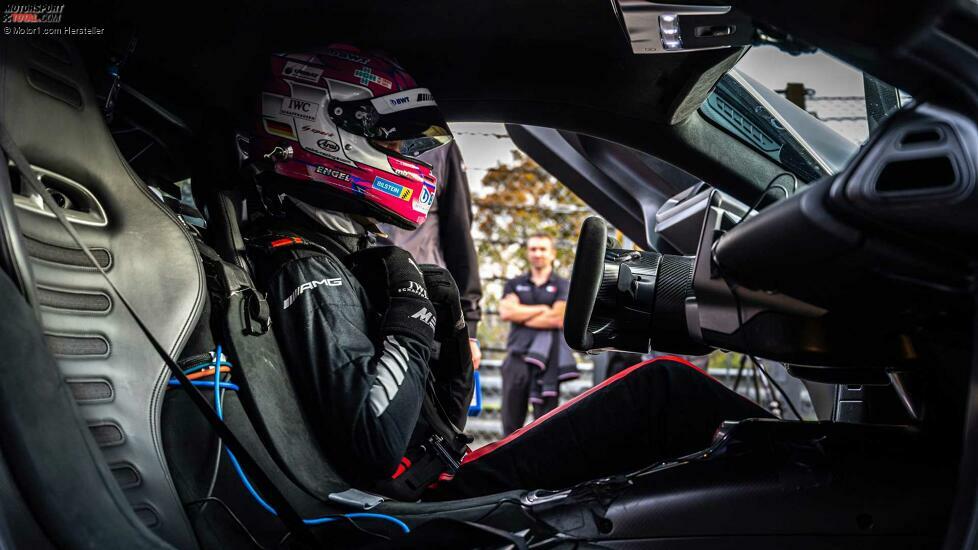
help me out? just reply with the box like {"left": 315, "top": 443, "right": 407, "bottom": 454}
{"left": 498, "top": 234, "right": 577, "bottom": 435}
{"left": 380, "top": 141, "right": 483, "bottom": 368}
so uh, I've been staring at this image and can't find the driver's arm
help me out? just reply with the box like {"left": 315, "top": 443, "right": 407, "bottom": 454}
{"left": 268, "top": 252, "right": 430, "bottom": 480}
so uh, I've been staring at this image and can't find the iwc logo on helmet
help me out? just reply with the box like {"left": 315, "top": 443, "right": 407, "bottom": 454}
{"left": 281, "top": 97, "right": 318, "bottom": 121}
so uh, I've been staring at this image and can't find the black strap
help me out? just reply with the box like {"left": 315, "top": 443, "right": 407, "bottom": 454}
{"left": 0, "top": 122, "right": 319, "bottom": 547}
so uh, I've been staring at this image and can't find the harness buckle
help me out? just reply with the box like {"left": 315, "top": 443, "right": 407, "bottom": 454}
{"left": 242, "top": 288, "right": 271, "bottom": 335}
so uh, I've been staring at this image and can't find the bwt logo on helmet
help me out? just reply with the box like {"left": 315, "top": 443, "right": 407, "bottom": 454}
{"left": 281, "top": 97, "right": 319, "bottom": 121}
{"left": 282, "top": 61, "right": 323, "bottom": 83}
{"left": 372, "top": 177, "right": 413, "bottom": 201}
{"left": 389, "top": 96, "right": 411, "bottom": 107}
{"left": 283, "top": 278, "right": 342, "bottom": 309}
{"left": 324, "top": 49, "right": 371, "bottom": 65}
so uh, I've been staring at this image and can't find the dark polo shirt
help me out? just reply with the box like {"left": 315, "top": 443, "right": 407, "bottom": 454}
{"left": 502, "top": 271, "right": 570, "bottom": 354}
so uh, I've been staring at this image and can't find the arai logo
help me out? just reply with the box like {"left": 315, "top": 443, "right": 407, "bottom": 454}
{"left": 317, "top": 139, "right": 340, "bottom": 153}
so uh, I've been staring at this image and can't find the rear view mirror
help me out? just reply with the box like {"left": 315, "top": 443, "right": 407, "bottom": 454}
{"left": 612, "top": 1, "right": 754, "bottom": 54}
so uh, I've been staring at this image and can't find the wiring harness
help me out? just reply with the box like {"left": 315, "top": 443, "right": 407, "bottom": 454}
{"left": 168, "top": 345, "right": 411, "bottom": 541}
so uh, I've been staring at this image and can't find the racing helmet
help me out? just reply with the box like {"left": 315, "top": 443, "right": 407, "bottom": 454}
{"left": 251, "top": 45, "right": 452, "bottom": 229}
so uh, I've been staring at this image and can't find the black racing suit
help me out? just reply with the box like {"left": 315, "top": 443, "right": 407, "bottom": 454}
{"left": 249, "top": 212, "right": 435, "bottom": 484}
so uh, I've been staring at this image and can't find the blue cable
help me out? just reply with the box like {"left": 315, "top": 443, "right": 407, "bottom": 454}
{"left": 182, "top": 359, "right": 232, "bottom": 375}
{"left": 167, "top": 380, "right": 240, "bottom": 391}
{"left": 204, "top": 345, "right": 410, "bottom": 535}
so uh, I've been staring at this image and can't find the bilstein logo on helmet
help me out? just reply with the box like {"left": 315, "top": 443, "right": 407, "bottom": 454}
{"left": 373, "top": 177, "right": 413, "bottom": 201}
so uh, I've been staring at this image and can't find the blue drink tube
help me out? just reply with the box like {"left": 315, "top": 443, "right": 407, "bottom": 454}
{"left": 468, "top": 370, "right": 482, "bottom": 417}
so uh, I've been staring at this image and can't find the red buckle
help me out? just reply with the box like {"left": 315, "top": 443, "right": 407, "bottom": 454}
{"left": 391, "top": 456, "right": 412, "bottom": 479}
{"left": 270, "top": 236, "right": 304, "bottom": 248}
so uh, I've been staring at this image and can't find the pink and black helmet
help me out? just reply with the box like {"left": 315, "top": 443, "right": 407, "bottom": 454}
{"left": 251, "top": 45, "right": 453, "bottom": 229}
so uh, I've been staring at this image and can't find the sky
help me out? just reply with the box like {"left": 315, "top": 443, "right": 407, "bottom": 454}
{"left": 451, "top": 47, "right": 869, "bottom": 194}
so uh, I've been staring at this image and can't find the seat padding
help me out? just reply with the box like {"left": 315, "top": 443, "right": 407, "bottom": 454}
{"left": 2, "top": 38, "right": 204, "bottom": 549}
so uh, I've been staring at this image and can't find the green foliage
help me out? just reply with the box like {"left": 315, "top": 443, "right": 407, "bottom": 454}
{"left": 474, "top": 150, "right": 591, "bottom": 279}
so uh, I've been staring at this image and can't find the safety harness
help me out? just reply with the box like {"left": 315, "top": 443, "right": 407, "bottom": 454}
{"left": 217, "top": 229, "right": 471, "bottom": 501}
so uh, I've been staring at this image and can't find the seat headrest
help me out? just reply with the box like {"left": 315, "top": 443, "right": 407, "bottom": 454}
{"left": 1, "top": 38, "right": 131, "bottom": 204}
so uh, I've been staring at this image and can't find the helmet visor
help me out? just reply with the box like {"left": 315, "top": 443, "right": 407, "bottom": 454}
{"left": 328, "top": 88, "right": 453, "bottom": 158}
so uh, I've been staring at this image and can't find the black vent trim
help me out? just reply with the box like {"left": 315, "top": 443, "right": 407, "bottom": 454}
{"left": 109, "top": 463, "right": 142, "bottom": 489}
{"left": 37, "top": 285, "right": 111, "bottom": 313}
{"left": 45, "top": 333, "right": 110, "bottom": 358}
{"left": 25, "top": 235, "right": 112, "bottom": 270}
{"left": 26, "top": 66, "right": 82, "bottom": 109}
{"left": 132, "top": 505, "right": 160, "bottom": 528}
{"left": 88, "top": 422, "right": 125, "bottom": 447}
{"left": 66, "top": 378, "right": 114, "bottom": 403}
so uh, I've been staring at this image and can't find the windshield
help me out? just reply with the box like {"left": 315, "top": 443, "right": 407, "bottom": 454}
{"left": 700, "top": 48, "right": 873, "bottom": 182}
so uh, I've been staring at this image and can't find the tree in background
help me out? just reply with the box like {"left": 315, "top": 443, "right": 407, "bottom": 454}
{"left": 474, "top": 150, "right": 590, "bottom": 277}
{"left": 473, "top": 150, "right": 591, "bottom": 349}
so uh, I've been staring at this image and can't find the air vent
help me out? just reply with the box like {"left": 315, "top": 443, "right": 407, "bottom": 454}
{"left": 25, "top": 236, "right": 112, "bottom": 270}
{"left": 133, "top": 506, "right": 160, "bottom": 527}
{"left": 875, "top": 156, "right": 956, "bottom": 194}
{"left": 88, "top": 422, "right": 125, "bottom": 447}
{"left": 27, "top": 67, "right": 82, "bottom": 109}
{"left": 38, "top": 285, "right": 111, "bottom": 313}
{"left": 66, "top": 379, "right": 114, "bottom": 403}
{"left": 109, "top": 463, "right": 142, "bottom": 489}
{"left": 900, "top": 128, "right": 943, "bottom": 147}
{"left": 45, "top": 333, "right": 110, "bottom": 358}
